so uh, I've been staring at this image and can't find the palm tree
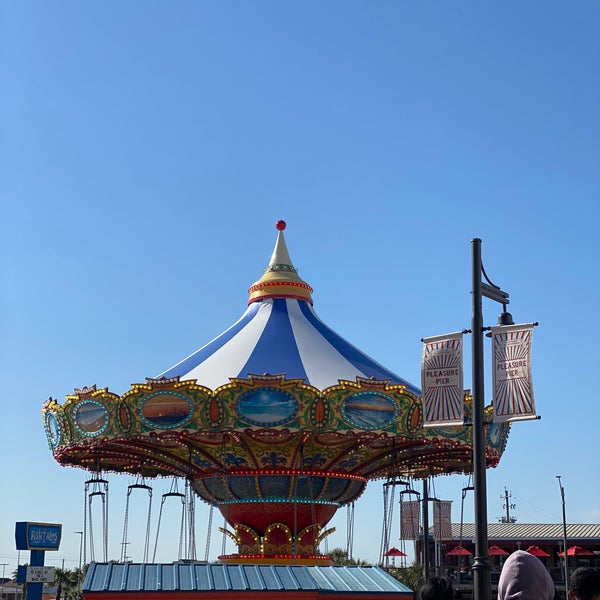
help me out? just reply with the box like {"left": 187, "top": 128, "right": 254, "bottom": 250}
{"left": 10, "top": 564, "right": 86, "bottom": 599}
{"left": 386, "top": 560, "right": 425, "bottom": 592}
{"left": 53, "top": 567, "right": 80, "bottom": 600}
{"left": 329, "top": 548, "right": 370, "bottom": 566}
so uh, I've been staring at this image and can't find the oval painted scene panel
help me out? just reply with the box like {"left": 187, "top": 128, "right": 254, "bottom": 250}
{"left": 342, "top": 392, "right": 397, "bottom": 430}
{"left": 46, "top": 412, "right": 61, "bottom": 446}
{"left": 141, "top": 392, "right": 193, "bottom": 429}
{"left": 74, "top": 401, "right": 108, "bottom": 435}
{"left": 237, "top": 388, "right": 298, "bottom": 427}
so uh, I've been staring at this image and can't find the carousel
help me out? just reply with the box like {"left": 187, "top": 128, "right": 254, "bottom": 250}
{"left": 42, "top": 220, "right": 510, "bottom": 566}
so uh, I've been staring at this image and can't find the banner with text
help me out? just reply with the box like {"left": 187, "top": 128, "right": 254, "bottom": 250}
{"left": 492, "top": 323, "right": 536, "bottom": 423}
{"left": 400, "top": 501, "right": 421, "bottom": 540}
{"left": 433, "top": 500, "right": 453, "bottom": 541}
{"left": 421, "top": 332, "right": 464, "bottom": 427}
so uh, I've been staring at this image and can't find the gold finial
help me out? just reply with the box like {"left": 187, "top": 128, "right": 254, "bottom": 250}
{"left": 248, "top": 220, "right": 313, "bottom": 305}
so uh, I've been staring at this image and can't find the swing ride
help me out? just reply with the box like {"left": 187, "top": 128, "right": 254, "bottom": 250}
{"left": 43, "top": 221, "right": 510, "bottom": 566}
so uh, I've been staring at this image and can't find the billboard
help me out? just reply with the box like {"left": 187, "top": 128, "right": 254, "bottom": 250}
{"left": 15, "top": 522, "right": 62, "bottom": 551}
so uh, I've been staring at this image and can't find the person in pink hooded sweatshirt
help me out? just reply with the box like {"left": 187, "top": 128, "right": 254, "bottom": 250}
{"left": 497, "top": 550, "right": 557, "bottom": 600}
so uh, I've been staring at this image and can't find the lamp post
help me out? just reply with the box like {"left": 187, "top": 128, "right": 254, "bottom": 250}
{"left": 421, "top": 480, "right": 443, "bottom": 579}
{"left": 75, "top": 531, "right": 84, "bottom": 599}
{"left": 1, "top": 563, "right": 8, "bottom": 597}
{"left": 422, "top": 479, "right": 430, "bottom": 579}
{"left": 556, "top": 476, "right": 569, "bottom": 596}
{"left": 471, "top": 238, "right": 513, "bottom": 600}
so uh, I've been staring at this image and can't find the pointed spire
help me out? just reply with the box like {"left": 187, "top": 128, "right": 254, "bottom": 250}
{"left": 248, "top": 220, "right": 313, "bottom": 305}
{"left": 269, "top": 220, "right": 294, "bottom": 267}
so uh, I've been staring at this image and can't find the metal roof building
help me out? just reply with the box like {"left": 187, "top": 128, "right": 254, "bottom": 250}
{"left": 440, "top": 522, "right": 600, "bottom": 588}
{"left": 450, "top": 522, "right": 600, "bottom": 544}
{"left": 83, "top": 563, "right": 414, "bottom": 599}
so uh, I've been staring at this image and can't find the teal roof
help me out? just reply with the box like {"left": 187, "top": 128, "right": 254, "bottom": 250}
{"left": 83, "top": 563, "right": 413, "bottom": 595}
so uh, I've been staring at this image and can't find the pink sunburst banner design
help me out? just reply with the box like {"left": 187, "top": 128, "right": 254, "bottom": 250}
{"left": 492, "top": 324, "right": 536, "bottom": 423}
{"left": 433, "top": 500, "right": 453, "bottom": 541}
{"left": 400, "top": 500, "right": 421, "bottom": 540}
{"left": 421, "top": 332, "right": 464, "bottom": 427}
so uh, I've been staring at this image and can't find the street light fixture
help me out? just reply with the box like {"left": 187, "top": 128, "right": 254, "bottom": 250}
{"left": 556, "top": 476, "right": 569, "bottom": 597}
{"left": 75, "top": 531, "right": 84, "bottom": 599}
{"left": 471, "top": 238, "right": 514, "bottom": 600}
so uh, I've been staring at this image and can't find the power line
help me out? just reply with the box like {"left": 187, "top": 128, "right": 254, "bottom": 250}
{"left": 511, "top": 493, "right": 556, "bottom": 522}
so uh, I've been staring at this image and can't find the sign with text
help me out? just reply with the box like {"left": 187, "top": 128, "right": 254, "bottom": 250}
{"left": 15, "top": 522, "right": 62, "bottom": 551}
{"left": 421, "top": 332, "right": 464, "bottom": 427}
{"left": 26, "top": 566, "right": 56, "bottom": 583}
{"left": 492, "top": 324, "right": 536, "bottom": 423}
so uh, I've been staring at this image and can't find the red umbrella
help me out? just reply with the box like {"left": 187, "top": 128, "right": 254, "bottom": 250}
{"left": 488, "top": 545, "right": 510, "bottom": 556}
{"left": 558, "top": 546, "right": 595, "bottom": 557}
{"left": 383, "top": 547, "right": 407, "bottom": 557}
{"left": 525, "top": 545, "right": 550, "bottom": 557}
{"left": 447, "top": 545, "right": 473, "bottom": 556}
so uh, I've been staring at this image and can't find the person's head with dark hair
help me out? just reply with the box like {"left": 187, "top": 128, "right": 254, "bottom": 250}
{"left": 419, "top": 576, "right": 454, "bottom": 600}
{"left": 568, "top": 567, "right": 600, "bottom": 600}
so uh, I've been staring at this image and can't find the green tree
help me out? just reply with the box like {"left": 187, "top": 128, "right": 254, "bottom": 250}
{"left": 386, "top": 561, "right": 425, "bottom": 592}
{"left": 53, "top": 566, "right": 85, "bottom": 600}
{"left": 329, "top": 548, "right": 371, "bottom": 566}
{"left": 11, "top": 564, "right": 87, "bottom": 599}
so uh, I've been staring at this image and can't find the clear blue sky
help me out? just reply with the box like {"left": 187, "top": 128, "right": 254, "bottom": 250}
{"left": 1, "top": 1, "right": 599, "bottom": 574}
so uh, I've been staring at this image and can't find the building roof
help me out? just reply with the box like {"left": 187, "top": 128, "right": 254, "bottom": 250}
{"left": 450, "top": 523, "right": 600, "bottom": 542}
{"left": 83, "top": 563, "right": 413, "bottom": 594}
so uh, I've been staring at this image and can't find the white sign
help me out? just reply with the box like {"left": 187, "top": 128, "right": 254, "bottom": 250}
{"left": 26, "top": 566, "right": 55, "bottom": 583}
{"left": 492, "top": 323, "right": 536, "bottom": 422}
{"left": 400, "top": 500, "right": 420, "bottom": 540}
{"left": 433, "top": 500, "right": 453, "bottom": 540}
{"left": 421, "top": 332, "right": 464, "bottom": 427}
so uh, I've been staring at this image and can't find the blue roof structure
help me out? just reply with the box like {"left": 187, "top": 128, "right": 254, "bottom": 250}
{"left": 83, "top": 563, "right": 413, "bottom": 595}
{"left": 159, "top": 297, "right": 420, "bottom": 394}
{"left": 158, "top": 223, "right": 420, "bottom": 396}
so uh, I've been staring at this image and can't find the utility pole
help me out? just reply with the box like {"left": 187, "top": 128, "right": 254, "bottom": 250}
{"left": 501, "top": 488, "right": 516, "bottom": 523}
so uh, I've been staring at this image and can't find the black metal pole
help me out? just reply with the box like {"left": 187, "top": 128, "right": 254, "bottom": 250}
{"left": 76, "top": 531, "right": 83, "bottom": 599}
{"left": 471, "top": 238, "right": 491, "bottom": 600}
{"left": 557, "top": 475, "right": 569, "bottom": 596}
{"left": 423, "top": 478, "right": 430, "bottom": 579}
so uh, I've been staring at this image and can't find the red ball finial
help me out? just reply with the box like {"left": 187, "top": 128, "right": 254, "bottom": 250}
{"left": 276, "top": 220, "right": 286, "bottom": 231}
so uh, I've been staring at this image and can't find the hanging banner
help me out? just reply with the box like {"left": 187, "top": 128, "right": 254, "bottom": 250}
{"left": 400, "top": 501, "right": 421, "bottom": 540}
{"left": 433, "top": 500, "right": 453, "bottom": 541}
{"left": 421, "top": 332, "right": 464, "bottom": 427}
{"left": 492, "top": 323, "right": 536, "bottom": 423}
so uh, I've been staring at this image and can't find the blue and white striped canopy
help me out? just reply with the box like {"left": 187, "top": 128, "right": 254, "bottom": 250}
{"left": 159, "top": 222, "right": 420, "bottom": 395}
{"left": 159, "top": 297, "right": 420, "bottom": 394}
